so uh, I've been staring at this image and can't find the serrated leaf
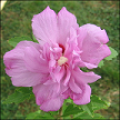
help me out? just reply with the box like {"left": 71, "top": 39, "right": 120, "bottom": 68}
{"left": 105, "top": 47, "right": 118, "bottom": 60}
{"left": 90, "top": 95, "right": 110, "bottom": 111}
{"left": 8, "top": 36, "right": 32, "bottom": 47}
{"left": 98, "top": 60, "right": 104, "bottom": 68}
{"left": 62, "top": 104, "right": 82, "bottom": 117}
{"left": 3, "top": 90, "right": 31, "bottom": 104}
{"left": 80, "top": 102, "right": 93, "bottom": 117}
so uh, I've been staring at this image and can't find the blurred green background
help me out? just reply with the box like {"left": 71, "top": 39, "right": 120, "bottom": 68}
{"left": 1, "top": 1, "right": 119, "bottom": 119}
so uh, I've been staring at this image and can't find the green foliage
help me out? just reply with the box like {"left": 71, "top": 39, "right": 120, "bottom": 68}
{"left": 98, "top": 47, "right": 118, "bottom": 68}
{"left": 26, "top": 110, "right": 54, "bottom": 119}
{"left": 90, "top": 95, "right": 110, "bottom": 111}
{"left": 80, "top": 102, "right": 93, "bottom": 117}
{"left": 8, "top": 36, "right": 32, "bottom": 47}
{"left": 105, "top": 47, "right": 118, "bottom": 60}
{"left": 98, "top": 60, "right": 104, "bottom": 68}
{"left": 26, "top": 110, "right": 41, "bottom": 119}
{"left": 62, "top": 104, "right": 82, "bottom": 117}
{"left": 63, "top": 95, "right": 110, "bottom": 119}
{"left": 3, "top": 87, "right": 33, "bottom": 104}
{"left": 32, "top": 34, "right": 38, "bottom": 43}
{"left": 73, "top": 111, "right": 105, "bottom": 119}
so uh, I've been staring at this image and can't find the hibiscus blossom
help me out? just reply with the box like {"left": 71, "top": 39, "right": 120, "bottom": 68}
{"left": 3, "top": 6, "right": 111, "bottom": 111}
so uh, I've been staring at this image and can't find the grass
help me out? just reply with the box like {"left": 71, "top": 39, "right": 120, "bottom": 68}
{"left": 1, "top": 1, "right": 119, "bottom": 119}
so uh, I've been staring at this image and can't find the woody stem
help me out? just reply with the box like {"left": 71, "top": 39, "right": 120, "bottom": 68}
{"left": 59, "top": 106, "right": 63, "bottom": 120}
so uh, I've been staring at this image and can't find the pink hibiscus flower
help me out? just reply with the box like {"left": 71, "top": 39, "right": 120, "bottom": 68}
{"left": 3, "top": 6, "right": 111, "bottom": 111}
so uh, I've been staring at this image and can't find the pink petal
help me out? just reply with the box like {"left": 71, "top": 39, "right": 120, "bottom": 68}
{"left": 79, "top": 61, "right": 98, "bottom": 69}
{"left": 50, "top": 66, "right": 65, "bottom": 83}
{"left": 32, "top": 6, "right": 58, "bottom": 46}
{"left": 3, "top": 49, "right": 24, "bottom": 69}
{"left": 3, "top": 41, "right": 48, "bottom": 87}
{"left": 61, "top": 88, "right": 70, "bottom": 99}
{"left": 3, "top": 48, "right": 44, "bottom": 87}
{"left": 71, "top": 50, "right": 81, "bottom": 69}
{"left": 72, "top": 68, "right": 101, "bottom": 84}
{"left": 8, "top": 68, "right": 45, "bottom": 87}
{"left": 41, "top": 43, "right": 50, "bottom": 61}
{"left": 81, "top": 44, "right": 111, "bottom": 69}
{"left": 63, "top": 67, "right": 71, "bottom": 86}
{"left": 50, "top": 46, "right": 62, "bottom": 60}
{"left": 57, "top": 7, "right": 79, "bottom": 46}
{"left": 15, "top": 40, "right": 41, "bottom": 50}
{"left": 78, "top": 24, "right": 109, "bottom": 46}
{"left": 68, "top": 68, "right": 100, "bottom": 104}
{"left": 69, "top": 27, "right": 78, "bottom": 42}
{"left": 33, "top": 81, "right": 60, "bottom": 106}
{"left": 40, "top": 97, "right": 63, "bottom": 112}
{"left": 24, "top": 46, "right": 49, "bottom": 73}
{"left": 68, "top": 76, "right": 91, "bottom": 105}
{"left": 69, "top": 78, "right": 82, "bottom": 93}
{"left": 78, "top": 23, "right": 111, "bottom": 69}
{"left": 73, "top": 84, "right": 91, "bottom": 105}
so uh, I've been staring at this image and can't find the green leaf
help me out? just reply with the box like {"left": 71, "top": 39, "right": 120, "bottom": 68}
{"left": 16, "top": 87, "right": 34, "bottom": 100}
{"left": 62, "top": 104, "right": 82, "bottom": 117}
{"left": 8, "top": 36, "right": 32, "bottom": 47}
{"left": 92, "top": 113, "right": 105, "bottom": 119}
{"left": 98, "top": 60, "right": 104, "bottom": 68}
{"left": 80, "top": 102, "right": 93, "bottom": 117}
{"left": 40, "top": 111, "right": 54, "bottom": 119}
{"left": 26, "top": 110, "right": 41, "bottom": 119}
{"left": 49, "top": 111, "right": 58, "bottom": 119}
{"left": 73, "top": 111, "right": 105, "bottom": 119}
{"left": 90, "top": 95, "right": 110, "bottom": 111}
{"left": 32, "top": 34, "right": 38, "bottom": 43}
{"left": 16, "top": 87, "right": 32, "bottom": 93}
{"left": 26, "top": 110, "right": 53, "bottom": 119}
{"left": 80, "top": 67, "right": 89, "bottom": 72}
{"left": 64, "top": 98, "right": 73, "bottom": 104}
{"left": 73, "top": 111, "right": 92, "bottom": 119}
{"left": 73, "top": 95, "right": 110, "bottom": 119}
{"left": 3, "top": 88, "right": 32, "bottom": 104}
{"left": 105, "top": 47, "right": 118, "bottom": 60}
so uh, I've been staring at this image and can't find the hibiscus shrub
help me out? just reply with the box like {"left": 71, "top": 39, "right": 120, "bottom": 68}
{"left": 3, "top": 6, "right": 118, "bottom": 119}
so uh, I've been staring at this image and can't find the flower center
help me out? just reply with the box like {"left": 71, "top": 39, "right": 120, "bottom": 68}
{"left": 58, "top": 56, "right": 68, "bottom": 66}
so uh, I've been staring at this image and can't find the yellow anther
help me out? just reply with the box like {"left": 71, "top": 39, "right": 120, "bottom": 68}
{"left": 58, "top": 56, "right": 68, "bottom": 66}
